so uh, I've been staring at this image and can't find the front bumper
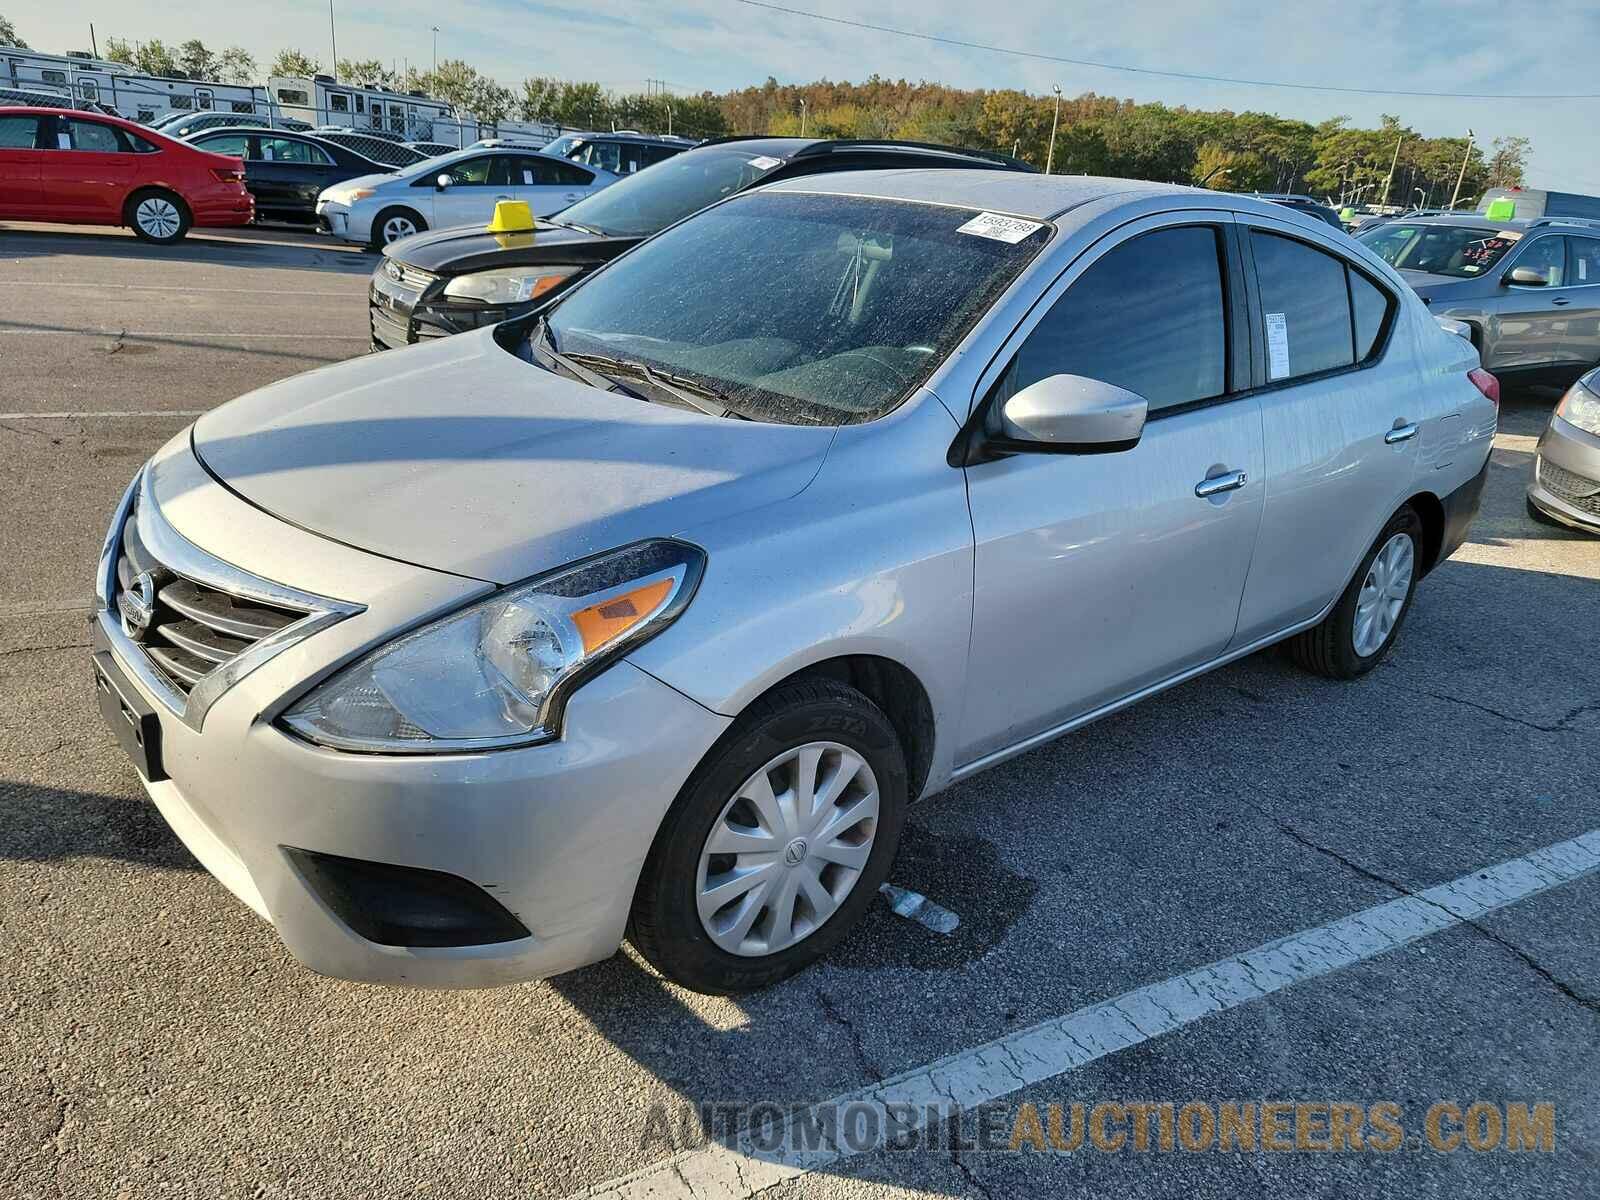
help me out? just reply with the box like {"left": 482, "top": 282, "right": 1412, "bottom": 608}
{"left": 93, "top": 439, "right": 731, "bottom": 987}
{"left": 315, "top": 200, "right": 363, "bottom": 244}
{"left": 1528, "top": 412, "right": 1600, "bottom": 534}
{"left": 368, "top": 272, "right": 527, "bottom": 350}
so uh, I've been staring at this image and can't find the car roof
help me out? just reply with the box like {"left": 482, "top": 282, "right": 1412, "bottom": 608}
{"left": 554, "top": 130, "right": 696, "bottom": 145}
{"left": 701, "top": 136, "right": 1034, "bottom": 172}
{"left": 758, "top": 168, "right": 1199, "bottom": 221}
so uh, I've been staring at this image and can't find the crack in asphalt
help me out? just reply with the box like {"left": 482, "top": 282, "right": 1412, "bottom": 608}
{"left": 948, "top": 1139, "right": 997, "bottom": 1200}
{"left": 816, "top": 987, "right": 882, "bottom": 1083}
{"left": 1388, "top": 683, "right": 1600, "bottom": 734}
{"left": 0, "top": 641, "right": 90, "bottom": 658}
{"left": 1266, "top": 814, "right": 1600, "bottom": 1018}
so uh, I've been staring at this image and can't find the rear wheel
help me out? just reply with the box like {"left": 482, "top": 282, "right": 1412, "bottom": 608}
{"left": 1289, "top": 507, "right": 1423, "bottom": 679}
{"left": 629, "top": 679, "right": 907, "bottom": 994}
{"left": 125, "top": 189, "right": 190, "bottom": 244}
{"left": 371, "top": 207, "right": 426, "bottom": 249}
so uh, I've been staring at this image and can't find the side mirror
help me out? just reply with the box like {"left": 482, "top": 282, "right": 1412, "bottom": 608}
{"left": 1505, "top": 266, "right": 1547, "bottom": 287}
{"left": 435, "top": 173, "right": 453, "bottom": 191}
{"left": 994, "top": 374, "right": 1148, "bottom": 454}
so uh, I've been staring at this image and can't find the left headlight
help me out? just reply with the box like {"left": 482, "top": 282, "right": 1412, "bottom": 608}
{"left": 441, "top": 266, "right": 579, "bottom": 305}
{"left": 280, "top": 539, "right": 704, "bottom": 753}
{"left": 1555, "top": 374, "right": 1600, "bottom": 438}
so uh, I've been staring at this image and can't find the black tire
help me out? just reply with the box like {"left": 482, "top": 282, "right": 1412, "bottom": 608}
{"left": 369, "top": 206, "right": 426, "bottom": 249}
{"left": 628, "top": 679, "right": 908, "bottom": 994}
{"left": 1288, "top": 506, "right": 1424, "bottom": 680}
{"left": 124, "top": 189, "right": 191, "bottom": 244}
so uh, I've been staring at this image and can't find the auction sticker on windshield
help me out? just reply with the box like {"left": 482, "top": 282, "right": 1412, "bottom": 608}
{"left": 748, "top": 155, "right": 783, "bottom": 170}
{"left": 958, "top": 211, "right": 1045, "bottom": 244}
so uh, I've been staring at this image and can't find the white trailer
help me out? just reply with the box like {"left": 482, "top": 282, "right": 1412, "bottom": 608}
{"left": 267, "top": 75, "right": 459, "bottom": 139}
{"left": 1, "top": 48, "right": 269, "bottom": 124}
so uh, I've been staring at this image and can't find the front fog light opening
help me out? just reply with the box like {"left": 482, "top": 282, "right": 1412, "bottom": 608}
{"left": 284, "top": 847, "right": 532, "bottom": 948}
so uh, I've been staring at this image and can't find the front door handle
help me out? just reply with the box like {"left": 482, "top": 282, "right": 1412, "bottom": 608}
{"left": 1385, "top": 422, "right": 1419, "bottom": 444}
{"left": 1551, "top": 296, "right": 1571, "bottom": 307}
{"left": 1195, "top": 469, "right": 1248, "bottom": 498}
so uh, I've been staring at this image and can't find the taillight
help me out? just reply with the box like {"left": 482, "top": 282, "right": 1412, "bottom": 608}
{"left": 1468, "top": 367, "right": 1500, "bottom": 406}
{"left": 211, "top": 167, "right": 245, "bottom": 184}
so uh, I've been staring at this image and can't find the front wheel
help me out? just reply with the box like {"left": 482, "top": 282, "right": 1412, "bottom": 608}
{"left": 125, "top": 189, "right": 190, "bottom": 244}
{"left": 1288, "top": 507, "right": 1423, "bottom": 679}
{"left": 370, "top": 207, "right": 426, "bottom": 249}
{"left": 629, "top": 679, "right": 907, "bottom": 994}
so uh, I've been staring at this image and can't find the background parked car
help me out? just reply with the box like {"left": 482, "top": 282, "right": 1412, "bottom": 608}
{"left": 318, "top": 144, "right": 613, "bottom": 248}
{"left": 184, "top": 127, "right": 389, "bottom": 225}
{"left": 152, "top": 110, "right": 312, "bottom": 139}
{"left": 405, "top": 140, "right": 459, "bottom": 158}
{"left": 309, "top": 128, "right": 426, "bottom": 167}
{"left": 1251, "top": 193, "right": 1346, "bottom": 230}
{"left": 1358, "top": 214, "right": 1600, "bottom": 389}
{"left": 1477, "top": 186, "right": 1600, "bottom": 221}
{"left": 369, "top": 136, "right": 1036, "bottom": 348}
{"left": 0, "top": 105, "right": 251, "bottom": 243}
{"left": 1527, "top": 366, "right": 1600, "bottom": 533}
{"left": 542, "top": 130, "right": 697, "bottom": 175}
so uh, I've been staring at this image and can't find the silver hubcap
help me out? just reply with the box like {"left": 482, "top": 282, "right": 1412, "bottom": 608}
{"left": 381, "top": 215, "right": 417, "bottom": 242}
{"left": 135, "top": 197, "right": 180, "bottom": 239}
{"left": 696, "top": 742, "right": 879, "bottom": 957}
{"left": 1353, "top": 531, "right": 1414, "bottom": 657}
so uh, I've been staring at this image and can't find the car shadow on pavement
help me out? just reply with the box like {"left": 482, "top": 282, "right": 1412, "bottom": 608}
{"left": 0, "top": 778, "right": 202, "bottom": 872}
{"left": 0, "top": 227, "right": 375, "bottom": 275}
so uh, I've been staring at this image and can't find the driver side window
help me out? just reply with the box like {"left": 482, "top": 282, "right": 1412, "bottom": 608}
{"left": 1511, "top": 237, "right": 1565, "bottom": 287}
{"left": 445, "top": 156, "right": 494, "bottom": 186}
{"left": 1007, "top": 225, "right": 1229, "bottom": 413}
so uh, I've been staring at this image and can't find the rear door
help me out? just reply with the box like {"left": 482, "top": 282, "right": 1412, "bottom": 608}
{"left": 38, "top": 116, "right": 138, "bottom": 221}
{"left": 1231, "top": 216, "right": 1420, "bottom": 642}
{"left": 511, "top": 155, "right": 598, "bottom": 214}
{"left": 959, "top": 213, "right": 1266, "bottom": 763}
{"left": 1558, "top": 235, "right": 1600, "bottom": 373}
{"left": 0, "top": 112, "right": 44, "bottom": 216}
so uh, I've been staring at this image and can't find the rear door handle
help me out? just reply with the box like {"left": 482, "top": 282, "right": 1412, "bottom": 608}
{"left": 1551, "top": 297, "right": 1571, "bottom": 307}
{"left": 1385, "top": 422, "right": 1419, "bottom": 444}
{"left": 1195, "top": 469, "right": 1248, "bottom": 498}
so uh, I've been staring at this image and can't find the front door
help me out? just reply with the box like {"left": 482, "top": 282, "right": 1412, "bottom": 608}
{"left": 959, "top": 214, "right": 1265, "bottom": 764}
{"left": 1558, "top": 235, "right": 1600, "bottom": 375}
{"left": 431, "top": 154, "right": 510, "bottom": 227}
{"left": 0, "top": 111, "right": 43, "bottom": 216}
{"left": 1485, "top": 234, "right": 1571, "bottom": 376}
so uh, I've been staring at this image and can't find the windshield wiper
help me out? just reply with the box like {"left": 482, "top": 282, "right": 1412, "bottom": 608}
{"left": 530, "top": 320, "right": 648, "bottom": 400}
{"left": 565, "top": 352, "right": 751, "bottom": 420}
{"left": 547, "top": 217, "right": 607, "bottom": 236}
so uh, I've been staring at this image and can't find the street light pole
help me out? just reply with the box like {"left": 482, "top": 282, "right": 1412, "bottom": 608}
{"left": 1045, "top": 84, "right": 1062, "bottom": 174}
{"left": 799, "top": 98, "right": 807, "bottom": 137}
{"left": 431, "top": 26, "right": 439, "bottom": 78}
{"left": 329, "top": 0, "right": 338, "bottom": 79}
{"left": 1379, "top": 132, "right": 1403, "bottom": 209}
{"left": 1449, "top": 128, "right": 1475, "bottom": 210}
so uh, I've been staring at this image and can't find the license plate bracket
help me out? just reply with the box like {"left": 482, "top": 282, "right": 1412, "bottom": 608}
{"left": 93, "top": 642, "right": 167, "bottom": 782}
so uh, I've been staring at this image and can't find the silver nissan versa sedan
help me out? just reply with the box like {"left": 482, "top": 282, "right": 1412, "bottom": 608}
{"left": 93, "top": 172, "right": 1499, "bottom": 993}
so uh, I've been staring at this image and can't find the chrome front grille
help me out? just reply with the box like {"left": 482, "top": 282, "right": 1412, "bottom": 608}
{"left": 1539, "top": 459, "right": 1600, "bottom": 516}
{"left": 388, "top": 261, "right": 437, "bottom": 290}
{"left": 114, "top": 505, "right": 306, "bottom": 696}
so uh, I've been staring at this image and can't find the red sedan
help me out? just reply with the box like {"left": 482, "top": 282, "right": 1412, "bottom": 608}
{"left": 0, "top": 106, "right": 252, "bottom": 244}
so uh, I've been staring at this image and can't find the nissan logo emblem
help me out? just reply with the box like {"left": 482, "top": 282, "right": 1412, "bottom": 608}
{"left": 118, "top": 571, "right": 158, "bottom": 641}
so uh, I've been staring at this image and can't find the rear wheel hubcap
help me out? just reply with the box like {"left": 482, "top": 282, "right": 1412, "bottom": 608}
{"left": 136, "top": 197, "right": 180, "bottom": 239}
{"left": 1353, "top": 531, "right": 1414, "bottom": 657}
{"left": 696, "top": 742, "right": 879, "bottom": 957}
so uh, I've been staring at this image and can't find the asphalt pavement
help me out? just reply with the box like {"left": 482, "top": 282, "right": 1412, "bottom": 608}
{"left": 1, "top": 221, "right": 1596, "bottom": 1200}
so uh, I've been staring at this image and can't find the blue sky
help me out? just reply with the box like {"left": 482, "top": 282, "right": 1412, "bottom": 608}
{"left": 20, "top": 1, "right": 1600, "bottom": 192}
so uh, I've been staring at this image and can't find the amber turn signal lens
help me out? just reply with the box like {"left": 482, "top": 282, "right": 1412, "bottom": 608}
{"left": 571, "top": 578, "right": 675, "bottom": 654}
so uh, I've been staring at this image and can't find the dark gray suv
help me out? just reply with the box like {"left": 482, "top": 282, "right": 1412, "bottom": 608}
{"left": 1358, "top": 214, "right": 1600, "bottom": 388}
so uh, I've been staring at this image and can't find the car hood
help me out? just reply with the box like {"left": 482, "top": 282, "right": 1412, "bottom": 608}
{"left": 327, "top": 170, "right": 396, "bottom": 196}
{"left": 386, "top": 219, "right": 625, "bottom": 275}
{"left": 1399, "top": 269, "right": 1475, "bottom": 298}
{"left": 189, "top": 329, "right": 835, "bottom": 584}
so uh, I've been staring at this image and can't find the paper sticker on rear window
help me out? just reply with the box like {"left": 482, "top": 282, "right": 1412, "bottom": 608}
{"left": 748, "top": 155, "right": 782, "bottom": 170}
{"left": 957, "top": 212, "right": 1044, "bottom": 244}
{"left": 523, "top": 169, "right": 534, "bottom": 185}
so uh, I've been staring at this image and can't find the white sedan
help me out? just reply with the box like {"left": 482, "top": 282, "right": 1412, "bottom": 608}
{"left": 316, "top": 146, "right": 616, "bottom": 248}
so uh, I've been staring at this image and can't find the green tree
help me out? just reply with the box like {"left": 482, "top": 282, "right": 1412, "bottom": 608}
{"left": 216, "top": 46, "right": 256, "bottom": 85}
{"left": 472, "top": 79, "right": 515, "bottom": 124}
{"left": 177, "top": 39, "right": 217, "bottom": 80}
{"left": 103, "top": 36, "right": 134, "bottom": 67}
{"left": 337, "top": 58, "right": 392, "bottom": 87}
{"left": 270, "top": 48, "right": 321, "bottom": 78}
{"left": 0, "top": 13, "right": 26, "bottom": 48}
{"left": 1485, "top": 136, "right": 1529, "bottom": 190}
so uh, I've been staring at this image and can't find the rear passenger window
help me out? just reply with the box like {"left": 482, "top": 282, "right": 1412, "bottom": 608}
{"left": 1009, "top": 225, "right": 1228, "bottom": 413}
{"left": 1569, "top": 236, "right": 1600, "bottom": 286}
{"left": 1252, "top": 232, "right": 1354, "bottom": 380}
{"left": 1349, "top": 270, "right": 1393, "bottom": 360}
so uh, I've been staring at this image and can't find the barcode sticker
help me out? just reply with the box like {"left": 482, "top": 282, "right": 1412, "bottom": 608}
{"left": 957, "top": 212, "right": 1044, "bottom": 243}
{"left": 1266, "top": 312, "right": 1291, "bottom": 381}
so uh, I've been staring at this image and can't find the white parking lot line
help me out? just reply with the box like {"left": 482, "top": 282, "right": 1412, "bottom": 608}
{"left": 0, "top": 411, "right": 208, "bottom": 420}
{"left": 571, "top": 829, "right": 1600, "bottom": 1199}
{"left": 0, "top": 330, "right": 364, "bottom": 340}
{"left": 0, "top": 281, "right": 361, "bottom": 296}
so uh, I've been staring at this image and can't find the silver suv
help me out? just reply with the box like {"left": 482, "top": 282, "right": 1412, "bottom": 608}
{"left": 1358, "top": 214, "right": 1600, "bottom": 388}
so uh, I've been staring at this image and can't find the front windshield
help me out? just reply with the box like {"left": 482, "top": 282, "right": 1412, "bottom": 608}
{"left": 542, "top": 134, "right": 581, "bottom": 157}
{"left": 1359, "top": 223, "right": 1519, "bottom": 278}
{"left": 556, "top": 147, "right": 786, "bottom": 237}
{"left": 537, "top": 191, "right": 1048, "bottom": 425}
